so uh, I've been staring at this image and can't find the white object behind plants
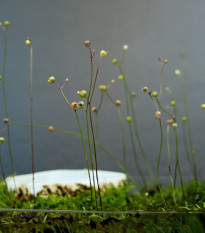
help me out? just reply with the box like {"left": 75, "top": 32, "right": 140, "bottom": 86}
{"left": 6, "top": 169, "right": 126, "bottom": 195}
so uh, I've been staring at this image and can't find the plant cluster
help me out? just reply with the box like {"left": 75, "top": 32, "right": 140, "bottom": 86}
{"left": 0, "top": 20, "right": 205, "bottom": 217}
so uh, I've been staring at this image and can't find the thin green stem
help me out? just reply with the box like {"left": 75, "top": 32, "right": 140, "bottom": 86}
{"left": 157, "top": 119, "right": 168, "bottom": 208}
{"left": 90, "top": 56, "right": 102, "bottom": 103}
{"left": 85, "top": 110, "right": 98, "bottom": 209}
{"left": 166, "top": 125, "right": 177, "bottom": 206}
{"left": 1, "top": 26, "right": 16, "bottom": 190}
{"left": 11, "top": 122, "right": 137, "bottom": 186}
{"left": 88, "top": 104, "right": 102, "bottom": 210}
{"left": 28, "top": 42, "right": 35, "bottom": 203}
{"left": 87, "top": 47, "right": 94, "bottom": 101}
{"left": 75, "top": 111, "right": 93, "bottom": 209}
{"left": 130, "top": 97, "right": 154, "bottom": 181}
{"left": 128, "top": 122, "right": 146, "bottom": 189}
{"left": 117, "top": 107, "right": 127, "bottom": 175}
{"left": 173, "top": 127, "right": 185, "bottom": 198}
{"left": 180, "top": 53, "right": 197, "bottom": 181}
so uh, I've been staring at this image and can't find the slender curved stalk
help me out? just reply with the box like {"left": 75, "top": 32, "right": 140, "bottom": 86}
{"left": 157, "top": 119, "right": 168, "bottom": 208}
{"left": 88, "top": 104, "right": 102, "bottom": 210}
{"left": 173, "top": 127, "right": 185, "bottom": 198}
{"left": 128, "top": 122, "right": 146, "bottom": 189}
{"left": 85, "top": 110, "right": 97, "bottom": 209}
{"left": 180, "top": 53, "right": 197, "bottom": 181}
{"left": 75, "top": 111, "right": 93, "bottom": 209}
{"left": 1, "top": 25, "right": 16, "bottom": 190}
{"left": 166, "top": 125, "right": 177, "bottom": 206}
{"left": 27, "top": 40, "right": 36, "bottom": 203}
{"left": 117, "top": 107, "right": 127, "bottom": 175}
{"left": 11, "top": 122, "right": 139, "bottom": 188}
{"left": 130, "top": 97, "right": 154, "bottom": 181}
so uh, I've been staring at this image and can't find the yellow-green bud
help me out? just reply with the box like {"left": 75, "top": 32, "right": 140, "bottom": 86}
{"left": 0, "top": 137, "right": 5, "bottom": 143}
{"left": 100, "top": 50, "right": 109, "bottom": 57}
{"left": 48, "top": 76, "right": 55, "bottom": 84}
{"left": 141, "top": 87, "right": 149, "bottom": 93}
{"left": 77, "top": 90, "right": 87, "bottom": 98}
{"left": 131, "top": 92, "right": 137, "bottom": 98}
{"left": 92, "top": 107, "right": 97, "bottom": 113}
{"left": 172, "top": 122, "right": 178, "bottom": 128}
{"left": 111, "top": 79, "right": 115, "bottom": 83}
{"left": 164, "top": 59, "right": 168, "bottom": 64}
{"left": 115, "top": 100, "right": 122, "bottom": 106}
{"left": 48, "top": 126, "right": 55, "bottom": 132}
{"left": 118, "top": 75, "right": 124, "bottom": 80}
{"left": 84, "top": 40, "right": 91, "bottom": 47}
{"left": 126, "top": 116, "right": 132, "bottom": 123}
{"left": 181, "top": 116, "right": 187, "bottom": 123}
{"left": 201, "top": 104, "right": 205, "bottom": 109}
{"left": 170, "top": 100, "right": 176, "bottom": 106}
{"left": 175, "top": 69, "right": 181, "bottom": 76}
{"left": 112, "top": 59, "right": 118, "bottom": 65}
{"left": 155, "top": 111, "right": 161, "bottom": 119}
{"left": 0, "top": 75, "right": 2, "bottom": 81}
{"left": 152, "top": 91, "right": 158, "bottom": 98}
{"left": 78, "top": 101, "right": 85, "bottom": 108}
{"left": 3, "top": 118, "right": 9, "bottom": 123}
{"left": 25, "top": 39, "right": 31, "bottom": 46}
{"left": 123, "top": 44, "right": 129, "bottom": 50}
{"left": 166, "top": 119, "right": 174, "bottom": 125}
{"left": 4, "top": 21, "right": 10, "bottom": 27}
{"left": 99, "top": 85, "right": 107, "bottom": 91}
{"left": 71, "top": 101, "right": 79, "bottom": 110}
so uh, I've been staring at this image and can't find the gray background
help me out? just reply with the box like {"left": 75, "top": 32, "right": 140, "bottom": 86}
{"left": 0, "top": 0, "right": 205, "bottom": 182}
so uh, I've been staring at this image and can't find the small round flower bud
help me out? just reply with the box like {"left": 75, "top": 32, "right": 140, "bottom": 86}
{"left": 112, "top": 59, "right": 118, "bottom": 65}
{"left": 170, "top": 100, "right": 176, "bottom": 106}
{"left": 131, "top": 92, "right": 137, "bottom": 98}
{"left": 201, "top": 104, "right": 205, "bottom": 109}
{"left": 166, "top": 119, "right": 174, "bottom": 125}
{"left": 84, "top": 40, "right": 91, "bottom": 47}
{"left": 155, "top": 111, "right": 161, "bottom": 119}
{"left": 4, "top": 21, "right": 10, "bottom": 27}
{"left": 48, "top": 126, "right": 55, "bottom": 132}
{"left": 3, "top": 118, "right": 9, "bottom": 123}
{"left": 111, "top": 79, "right": 115, "bottom": 83}
{"left": 48, "top": 76, "right": 55, "bottom": 84}
{"left": 172, "top": 123, "right": 178, "bottom": 128}
{"left": 123, "top": 45, "right": 129, "bottom": 50}
{"left": 126, "top": 116, "right": 132, "bottom": 123}
{"left": 164, "top": 59, "right": 168, "bottom": 64}
{"left": 181, "top": 116, "right": 187, "bottom": 123}
{"left": 141, "top": 87, "right": 149, "bottom": 93}
{"left": 118, "top": 75, "right": 124, "bottom": 80}
{"left": 71, "top": 102, "right": 79, "bottom": 110}
{"left": 99, "top": 85, "right": 107, "bottom": 91}
{"left": 0, "top": 75, "right": 2, "bottom": 81}
{"left": 152, "top": 91, "right": 158, "bottom": 98}
{"left": 145, "top": 192, "right": 149, "bottom": 197}
{"left": 0, "top": 137, "right": 5, "bottom": 143}
{"left": 77, "top": 90, "right": 87, "bottom": 98}
{"left": 92, "top": 107, "right": 97, "bottom": 113}
{"left": 78, "top": 101, "right": 85, "bottom": 108}
{"left": 100, "top": 50, "right": 109, "bottom": 57}
{"left": 175, "top": 69, "right": 181, "bottom": 76}
{"left": 25, "top": 39, "right": 31, "bottom": 46}
{"left": 65, "top": 78, "right": 69, "bottom": 83}
{"left": 115, "top": 100, "right": 121, "bottom": 106}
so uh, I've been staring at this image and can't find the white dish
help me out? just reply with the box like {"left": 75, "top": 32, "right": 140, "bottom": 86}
{"left": 6, "top": 169, "right": 126, "bottom": 195}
